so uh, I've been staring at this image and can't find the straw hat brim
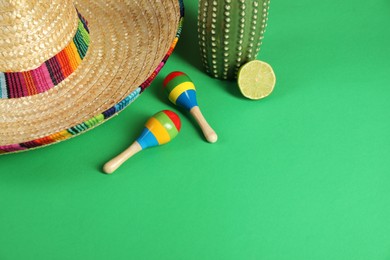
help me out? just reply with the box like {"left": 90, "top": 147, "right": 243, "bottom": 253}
{"left": 0, "top": 0, "right": 184, "bottom": 154}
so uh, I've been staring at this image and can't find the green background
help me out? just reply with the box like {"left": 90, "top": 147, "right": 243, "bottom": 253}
{"left": 1, "top": 0, "right": 390, "bottom": 259}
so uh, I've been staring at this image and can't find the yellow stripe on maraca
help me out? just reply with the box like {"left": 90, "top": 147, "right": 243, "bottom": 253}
{"left": 168, "top": 82, "right": 196, "bottom": 105}
{"left": 145, "top": 117, "right": 171, "bottom": 145}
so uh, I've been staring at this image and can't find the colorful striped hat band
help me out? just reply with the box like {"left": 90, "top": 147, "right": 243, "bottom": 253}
{"left": 0, "top": 11, "right": 90, "bottom": 99}
{"left": 0, "top": 0, "right": 184, "bottom": 154}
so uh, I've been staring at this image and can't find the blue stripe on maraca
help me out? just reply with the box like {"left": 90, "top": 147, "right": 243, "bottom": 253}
{"left": 136, "top": 127, "right": 159, "bottom": 149}
{"left": 176, "top": 89, "right": 198, "bottom": 111}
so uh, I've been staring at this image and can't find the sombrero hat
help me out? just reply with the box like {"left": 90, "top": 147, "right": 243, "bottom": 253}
{"left": 0, "top": 0, "right": 184, "bottom": 154}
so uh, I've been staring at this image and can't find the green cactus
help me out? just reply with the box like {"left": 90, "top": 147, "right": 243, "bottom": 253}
{"left": 198, "top": 0, "right": 271, "bottom": 80}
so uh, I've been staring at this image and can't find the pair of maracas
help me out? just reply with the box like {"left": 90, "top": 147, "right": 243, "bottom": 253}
{"left": 103, "top": 72, "right": 217, "bottom": 174}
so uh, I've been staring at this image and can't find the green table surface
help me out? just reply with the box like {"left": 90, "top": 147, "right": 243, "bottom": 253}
{"left": 1, "top": 0, "right": 390, "bottom": 259}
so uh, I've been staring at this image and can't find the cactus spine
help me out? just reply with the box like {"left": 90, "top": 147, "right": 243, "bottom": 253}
{"left": 198, "top": 0, "right": 271, "bottom": 80}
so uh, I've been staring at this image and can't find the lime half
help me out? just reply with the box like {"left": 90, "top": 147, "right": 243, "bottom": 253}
{"left": 237, "top": 60, "right": 276, "bottom": 100}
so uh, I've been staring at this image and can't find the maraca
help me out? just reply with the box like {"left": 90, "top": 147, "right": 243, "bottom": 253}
{"left": 163, "top": 72, "right": 218, "bottom": 143}
{"left": 103, "top": 110, "right": 181, "bottom": 174}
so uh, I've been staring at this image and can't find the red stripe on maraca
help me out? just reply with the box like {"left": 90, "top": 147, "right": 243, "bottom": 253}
{"left": 163, "top": 71, "right": 185, "bottom": 88}
{"left": 162, "top": 110, "right": 181, "bottom": 132}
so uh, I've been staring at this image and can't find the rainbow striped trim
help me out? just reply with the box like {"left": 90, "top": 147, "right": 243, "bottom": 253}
{"left": 0, "top": 0, "right": 185, "bottom": 154}
{"left": 0, "top": 12, "right": 90, "bottom": 99}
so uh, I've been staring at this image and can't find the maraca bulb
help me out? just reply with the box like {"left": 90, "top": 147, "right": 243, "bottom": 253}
{"left": 136, "top": 110, "right": 181, "bottom": 149}
{"left": 163, "top": 71, "right": 198, "bottom": 111}
{"left": 103, "top": 110, "right": 181, "bottom": 174}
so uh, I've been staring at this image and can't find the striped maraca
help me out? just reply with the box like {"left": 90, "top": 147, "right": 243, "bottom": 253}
{"left": 103, "top": 110, "right": 181, "bottom": 174}
{"left": 163, "top": 72, "right": 218, "bottom": 143}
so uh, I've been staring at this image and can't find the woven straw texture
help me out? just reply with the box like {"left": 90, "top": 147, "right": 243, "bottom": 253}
{"left": 0, "top": 0, "right": 184, "bottom": 153}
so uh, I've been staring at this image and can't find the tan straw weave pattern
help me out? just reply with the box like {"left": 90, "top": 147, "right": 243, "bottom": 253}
{"left": 0, "top": 0, "right": 182, "bottom": 152}
{"left": 0, "top": 0, "right": 79, "bottom": 72}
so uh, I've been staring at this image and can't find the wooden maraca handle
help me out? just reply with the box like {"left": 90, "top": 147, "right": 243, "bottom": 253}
{"left": 103, "top": 141, "right": 142, "bottom": 174}
{"left": 190, "top": 106, "right": 218, "bottom": 143}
